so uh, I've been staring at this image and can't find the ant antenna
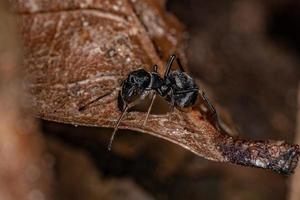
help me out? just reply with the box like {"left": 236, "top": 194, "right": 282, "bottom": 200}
{"left": 108, "top": 105, "right": 129, "bottom": 151}
{"left": 79, "top": 92, "right": 112, "bottom": 111}
{"left": 143, "top": 64, "right": 158, "bottom": 126}
{"left": 164, "top": 54, "right": 176, "bottom": 77}
{"left": 176, "top": 57, "right": 185, "bottom": 72}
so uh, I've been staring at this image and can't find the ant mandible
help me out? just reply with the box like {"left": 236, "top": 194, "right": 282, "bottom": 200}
{"left": 108, "top": 54, "right": 219, "bottom": 150}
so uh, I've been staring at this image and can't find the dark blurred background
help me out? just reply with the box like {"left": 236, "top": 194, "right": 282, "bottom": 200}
{"left": 41, "top": 0, "right": 300, "bottom": 199}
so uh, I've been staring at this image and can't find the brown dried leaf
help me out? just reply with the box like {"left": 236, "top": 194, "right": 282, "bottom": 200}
{"left": 13, "top": 0, "right": 300, "bottom": 174}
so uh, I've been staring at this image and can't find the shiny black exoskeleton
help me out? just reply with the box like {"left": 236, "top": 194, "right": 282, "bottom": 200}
{"left": 118, "top": 55, "right": 198, "bottom": 111}
{"left": 108, "top": 55, "right": 218, "bottom": 150}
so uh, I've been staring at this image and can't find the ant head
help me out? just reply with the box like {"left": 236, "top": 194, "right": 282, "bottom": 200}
{"left": 120, "top": 69, "right": 151, "bottom": 104}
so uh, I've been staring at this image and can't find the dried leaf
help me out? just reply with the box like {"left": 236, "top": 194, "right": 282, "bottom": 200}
{"left": 13, "top": 0, "right": 300, "bottom": 174}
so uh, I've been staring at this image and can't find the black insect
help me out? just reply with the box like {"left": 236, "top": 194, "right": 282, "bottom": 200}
{"left": 108, "top": 55, "right": 219, "bottom": 150}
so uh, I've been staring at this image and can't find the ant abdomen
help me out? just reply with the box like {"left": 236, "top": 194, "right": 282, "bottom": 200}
{"left": 166, "top": 70, "right": 199, "bottom": 108}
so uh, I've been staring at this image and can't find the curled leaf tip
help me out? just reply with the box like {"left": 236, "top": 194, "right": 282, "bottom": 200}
{"left": 218, "top": 138, "right": 300, "bottom": 175}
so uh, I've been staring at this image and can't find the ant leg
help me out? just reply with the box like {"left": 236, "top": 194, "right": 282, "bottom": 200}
{"left": 174, "top": 88, "right": 221, "bottom": 130}
{"left": 178, "top": 88, "right": 219, "bottom": 126}
{"left": 176, "top": 57, "right": 185, "bottom": 72}
{"left": 175, "top": 88, "right": 198, "bottom": 94}
{"left": 199, "top": 90, "right": 221, "bottom": 130}
{"left": 143, "top": 93, "right": 156, "bottom": 126}
{"left": 164, "top": 54, "right": 176, "bottom": 77}
{"left": 168, "top": 103, "right": 174, "bottom": 120}
{"left": 168, "top": 89, "right": 175, "bottom": 120}
{"left": 142, "top": 64, "right": 160, "bottom": 125}
{"left": 108, "top": 105, "right": 129, "bottom": 151}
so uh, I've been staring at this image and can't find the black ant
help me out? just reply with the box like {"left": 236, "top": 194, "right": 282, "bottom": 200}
{"left": 108, "top": 54, "right": 219, "bottom": 150}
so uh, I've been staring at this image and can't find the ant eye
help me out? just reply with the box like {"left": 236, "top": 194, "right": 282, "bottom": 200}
{"left": 130, "top": 76, "right": 135, "bottom": 83}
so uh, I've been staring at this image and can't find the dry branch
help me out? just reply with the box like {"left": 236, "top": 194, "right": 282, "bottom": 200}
{"left": 12, "top": 0, "right": 300, "bottom": 174}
